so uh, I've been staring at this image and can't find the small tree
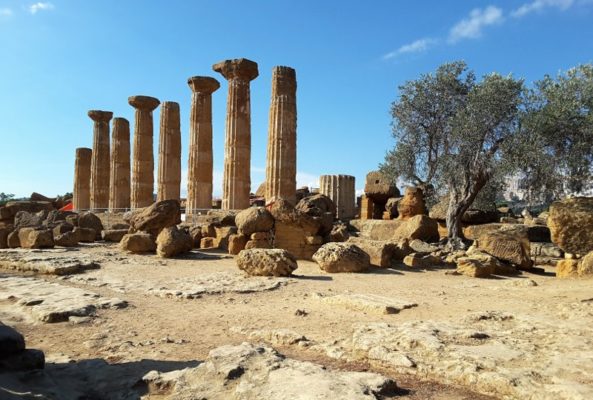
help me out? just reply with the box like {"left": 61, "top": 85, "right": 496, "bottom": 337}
{"left": 381, "top": 61, "right": 524, "bottom": 248}
{"left": 0, "top": 192, "right": 15, "bottom": 206}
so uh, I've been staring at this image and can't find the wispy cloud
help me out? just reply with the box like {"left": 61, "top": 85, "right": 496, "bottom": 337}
{"left": 0, "top": 8, "right": 13, "bottom": 17}
{"left": 29, "top": 2, "right": 54, "bottom": 14}
{"left": 383, "top": 38, "right": 438, "bottom": 60}
{"left": 448, "top": 6, "right": 504, "bottom": 43}
{"left": 512, "top": 0, "right": 574, "bottom": 18}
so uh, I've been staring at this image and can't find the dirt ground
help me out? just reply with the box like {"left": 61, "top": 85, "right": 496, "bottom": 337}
{"left": 2, "top": 243, "right": 592, "bottom": 399}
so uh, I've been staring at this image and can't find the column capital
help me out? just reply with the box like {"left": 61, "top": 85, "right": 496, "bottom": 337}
{"left": 187, "top": 76, "right": 220, "bottom": 94}
{"left": 212, "top": 58, "right": 258, "bottom": 82}
{"left": 128, "top": 95, "right": 160, "bottom": 111}
{"left": 88, "top": 110, "right": 113, "bottom": 122}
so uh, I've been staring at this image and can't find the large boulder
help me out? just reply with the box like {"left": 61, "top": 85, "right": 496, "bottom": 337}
{"left": 548, "top": 197, "right": 593, "bottom": 255}
{"left": 54, "top": 230, "right": 80, "bottom": 247}
{"left": 327, "top": 223, "right": 350, "bottom": 242}
{"left": 236, "top": 248, "right": 298, "bottom": 277}
{"left": 313, "top": 243, "right": 370, "bottom": 273}
{"left": 125, "top": 200, "right": 181, "bottom": 236}
{"left": 74, "top": 227, "right": 96, "bottom": 243}
{"left": 579, "top": 251, "right": 593, "bottom": 277}
{"left": 270, "top": 199, "right": 323, "bottom": 259}
{"left": 397, "top": 187, "right": 426, "bottom": 220}
{"left": 348, "top": 237, "right": 408, "bottom": 267}
{"left": 14, "top": 210, "right": 47, "bottom": 229}
{"left": 392, "top": 215, "right": 439, "bottom": 242}
{"left": 295, "top": 194, "right": 335, "bottom": 235}
{"left": 101, "top": 229, "right": 128, "bottom": 242}
{"left": 0, "top": 322, "right": 25, "bottom": 357}
{"left": 456, "top": 256, "right": 496, "bottom": 278}
{"left": 120, "top": 232, "right": 156, "bottom": 253}
{"left": 228, "top": 234, "right": 248, "bottom": 255}
{"left": 156, "top": 226, "right": 193, "bottom": 258}
{"left": 385, "top": 197, "right": 401, "bottom": 219}
{"left": 18, "top": 228, "right": 54, "bottom": 249}
{"left": 0, "top": 201, "right": 53, "bottom": 223}
{"left": 235, "top": 207, "right": 274, "bottom": 236}
{"left": 476, "top": 230, "right": 532, "bottom": 270}
{"left": 78, "top": 212, "right": 104, "bottom": 240}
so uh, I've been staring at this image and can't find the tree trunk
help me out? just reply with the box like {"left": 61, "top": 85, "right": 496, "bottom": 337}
{"left": 445, "top": 192, "right": 467, "bottom": 250}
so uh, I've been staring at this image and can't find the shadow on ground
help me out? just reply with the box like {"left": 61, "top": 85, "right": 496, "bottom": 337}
{"left": 0, "top": 358, "right": 199, "bottom": 400}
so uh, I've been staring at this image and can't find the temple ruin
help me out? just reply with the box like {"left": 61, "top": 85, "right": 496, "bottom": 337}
{"left": 73, "top": 147, "right": 92, "bottom": 211}
{"left": 109, "top": 117, "right": 131, "bottom": 210}
{"left": 88, "top": 110, "right": 113, "bottom": 211}
{"left": 157, "top": 101, "right": 181, "bottom": 202}
{"left": 319, "top": 175, "right": 356, "bottom": 220}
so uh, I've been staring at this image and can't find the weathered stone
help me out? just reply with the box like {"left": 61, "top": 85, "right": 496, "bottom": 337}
{"left": 0, "top": 251, "right": 100, "bottom": 275}
{"left": 228, "top": 234, "right": 247, "bottom": 255}
{"left": 477, "top": 230, "right": 532, "bottom": 270}
{"left": 156, "top": 226, "right": 193, "bottom": 258}
{"left": 0, "top": 322, "right": 25, "bottom": 358}
{"left": 556, "top": 259, "right": 580, "bottom": 278}
{"left": 364, "top": 170, "right": 399, "bottom": 205}
{"left": 109, "top": 117, "right": 131, "bottom": 210}
{"left": 397, "top": 187, "right": 426, "bottom": 220}
{"left": 18, "top": 228, "right": 54, "bottom": 249}
{"left": 296, "top": 193, "right": 336, "bottom": 220}
{"left": 348, "top": 237, "right": 399, "bottom": 267}
{"left": 0, "top": 226, "right": 10, "bottom": 249}
{"left": 403, "top": 253, "right": 442, "bottom": 268}
{"left": 51, "top": 221, "right": 74, "bottom": 236}
{"left": 101, "top": 229, "right": 128, "bottom": 242}
{"left": 328, "top": 223, "right": 349, "bottom": 242}
{"left": 319, "top": 175, "right": 355, "bottom": 219}
{"left": 88, "top": 110, "right": 113, "bottom": 211}
{"left": 78, "top": 212, "right": 104, "bottom": 240}
{"left": 360, "top": 194, "right": 374, "bottom": 220}
{"left": 1, "top": 201, "right": 53, "bottom": 222}
{"left": 237, "top": 248, "right": 297, "bottom": 276}
{"left": 349, "top": 219, "right": 405, "bottom": 241}
{"left": 125, "top": 199, "right": 181, "bottom": 236}
{"left": 429, "top": 196, "right": 498, "bottom": 224}
{"left": 157, "top": 101, "right": 181, "bottom": 202}
{"left": 200, "top": 237, "right": 216, "bottom": 249}
{"left": 186, "top": 76, "right": 220, "bottom": 212}
{"left": 74, "top": 227, "right": 96, "bottom": 243}
{"left": 188, "top": 226, "right": 203, "bottom": 248}
{"left": 214, "top": 226, "right": 237, "bottom": 250}
{"left": 456, "top": 256, "right": 496, "bottom": 278}
{"left": 265, "top": 66, "right": 297, "bottom": 205}
{"left": 245, "top": 239, "right": 272, "bottom": 249}
{"left": 270, "top": 199, "right": 322, "bottom": 259}
{"left": 319, "top": 293, "right": 417, "bottom": 315}
{"left": 305, "top": 235, "right": 323, "bottom": 245}
{"left": 392, "top": 215, "right": 439, "bottom": 242}
{"left": 54, "top": 230, "right": 80, "bottom": 247}
{"left": 120, "top": 232, "right": 156, "bottom": 253}
{"left": 235, "top": 206, "right": 274, "bottom": 236}
{"left": 14, "top": 210, "right": 48, "bottom": 229}
{"left": 129, "top": 95, "right": 160, "bottom": 209}
{"left": 73, "top": 147, "right": 92, "bottom": 211}
{"left": 0, "top": 348, "right": 45, "bottom": 372}
{"left": 579, "top": 251, "right": 593, "bottom": 277}
{"left": 409, "top": 239, "right": 439, "bottom": 253}
{"left": 142, "top": 343, "right": 397, "bottom": 399}
{"left": 250, "top": 231, "right": 270, "bottom": 241}
{"left": 313, "top": 243, "right": 370, "bottom": 273}
{"left": 548, "top": 197, "right": 593, "bottom": 255}
{"left": 45, "top": 210, "right": 76, "bottom": 227}
{"left": 7, "top": 231, "right": 20, "bottom": 248}
{"left": 213, "top": 58, "right": 259, "bottom": 210}
{"left": 531, "top": 242, "right": 563, "bottom": 258}
{"left": 385, "top": 197, "right": 401, "bottom": 219}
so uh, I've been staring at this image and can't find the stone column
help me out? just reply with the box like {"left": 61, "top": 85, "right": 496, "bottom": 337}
{"left": 88, "top": 110, "right": 113, "bottom": 211}
{"left": 157, "top": 101, "right": 181, "bottom": 201}
{"left": 129, "top": 95, "right": 160, "bottom": 209}
{"left": 319, "top": 175, "right": 356, "bottom": 220}
{"left": 212, "top": 58, "right": 259, "bottom": 210}
{"left": 265, "top": 66, "right": 297, "bottom": 205}
{"left": 187, "top": 76, "right": 220, "bottom": 212}
{"left": 73, "top": 147, "right": 92, "bottom": 211}
{"left": 109, "top": 118, "right": 131, "bottom": 210}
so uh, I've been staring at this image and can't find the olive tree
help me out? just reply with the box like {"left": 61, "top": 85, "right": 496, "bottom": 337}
{"left": 381, "top": 61, "right": 524, "bottom": 248}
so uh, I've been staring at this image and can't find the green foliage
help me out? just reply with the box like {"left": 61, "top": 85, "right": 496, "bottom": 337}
{"left": 0, "top": 192, "right": 15, "bottom": 207}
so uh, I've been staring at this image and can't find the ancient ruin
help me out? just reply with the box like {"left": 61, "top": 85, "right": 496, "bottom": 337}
{"left": 213, "top": 58, "right": 259, "bottom": 210}
{"left": 157, "top": 101, "right": 181, "bottom": 202}
{"left": 72, "top": 147, "right": 92, "bottom": 211}
{"left": 88, "top": 110, "right": 113, "bottom": 211}
{"left": 186, "top": 76, "right": 220, "bottom": 212}
{"left": 109, "top": 118, "right": 131, "bottom": 211}
{"left": 319, "top": 175, "right": 356, "bottom": 219}
{"left": 265, "top": 66, "right": 297, "bottom": 205}
{"left": 129, "top": 95, "right": 160, "bottom": 209}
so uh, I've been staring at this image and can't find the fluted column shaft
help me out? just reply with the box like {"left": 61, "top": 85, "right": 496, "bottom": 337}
{"left": 89, "top": 110, "right": 113, "bottom": 211}
{"left": 109, "top": 118, "right": 130, "bottom": 210}
{"left": 213, "top": 58, "right": 259, "bottom": 210}
{"left": 129, "top": 96, "right": 160, "bottom": 209}
{"left": 265, "top": 66, "right": 297, "bottom": 205}
{"left": 157, "top": 101, "right": 181, "bottom": 201}
{"left": 319, "top": 175, "right": 356, "bottom": 220}
{"left": 73, "top": 147, "right": 92, "bottom": 211}
{"left": 187, "top": 77, "right": 220, "bottom": 212}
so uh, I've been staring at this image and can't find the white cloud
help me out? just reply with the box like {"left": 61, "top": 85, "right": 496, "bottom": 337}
{"left": 512, "top": 0, "right": 574, "bottom": 17}
{"left": 29, "top": 2, "right": 54, "bottom": 14}
{"left": 383, "top": 38, "right": 438, "bottom": 60}
{"left": 0, "top": 8, "right": 13, "bottom": 16}
{"left": 296, "top": 171, "right": 320, "bottom": 189}
{"left": 448, "top": 6, "right": 504, "bottom": 43}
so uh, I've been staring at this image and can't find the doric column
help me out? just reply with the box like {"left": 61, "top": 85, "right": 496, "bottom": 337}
{"left": 186, "top": 77, "right": 220, "bottom": 212}
{"left": 88, "top": 110, "right": 113, "bottom": 211}
{"left": 212, "top": 58, "right": 258, "bottom": 210}
{"left": 319, "top": 175, "right": 356, "bottom": 220}
{"left": 129, "top": 95, "right": 160, "bottom": 208}
{"left": 73, "top": 147, "right": 92, "bottom": 211}
{"left": 265, "top": 66, "right": 297, "bottom": 205}
{"left": 109, "top": 117, "right": 131, "bottom": 210}
{"left": 157, "top": 101, "right": 181, "bottom": 201}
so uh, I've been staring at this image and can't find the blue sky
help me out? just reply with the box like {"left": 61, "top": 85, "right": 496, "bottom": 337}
{"left": 1, "top": 0, "right": 592, "bottom": 198}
